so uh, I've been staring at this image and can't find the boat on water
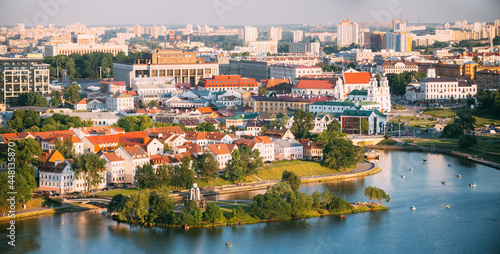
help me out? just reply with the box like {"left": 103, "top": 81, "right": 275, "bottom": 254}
{"left": 457, "top": 174, "right": 462, "bottom": 178}
{"left": 448, "top": 164, "right": 452, "bottom": 167}
{"left": 102, "top": 211, "right": 107, "bottom": 215}
{"left": 423, "top": 159, "right": 427, "bottom": 162}
{"left": 226, "top": 242, "right": 233, "bottom": 247}
{"left": 441, "top": 181, "right": 447, "bottom": 185}
{"left": 184, "top": 225, "right": 190, "bottom": 230}
{"left": 410, "top": 168, "right": 413, "bottom": 171}
{"left": 401, "top": 174, "right": 405, "bottom": 178}
{"left": 340, "top": 215, "right": 346, "bottom": 219}
{"left": 469, "top": 183, "right": 477, "bottom": 187}
{"left": 446, "top": 205, "right": 451, "bottom": 209}
{"left": 410, "top": 206, "right": 416, "bottom": 210}
{"left": 365, "top": 150, "right": 380, "bottom": 159}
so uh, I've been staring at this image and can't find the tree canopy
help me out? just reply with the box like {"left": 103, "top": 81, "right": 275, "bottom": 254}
{"left": 364, "top": 186, "right": 391, "bottom": 204}
{"left": 71, "top": 153, "right": 107, "bottom": 196}
{"left": 14, "top": 92, "right": 47, "bottom": 107}
{"left": 195, "top": 122, "right": 216, "bottom": 132}
{"left": 291, "top": 110, "right": 314, "bottom": 139}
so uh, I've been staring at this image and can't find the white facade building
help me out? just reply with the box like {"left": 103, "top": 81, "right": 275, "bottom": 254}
{"left": 289, "top": 41, "right": 321, "bottom": 55}
{"left": 106, "top": 93, "right": 134, "bottom": 112}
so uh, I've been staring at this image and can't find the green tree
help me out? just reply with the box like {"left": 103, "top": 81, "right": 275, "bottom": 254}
{"left": 148, "top": 191, "right": 175, "bottom": 224}
{"left": 15, "top": 92, "right": 47, "bottom": 107}
{"left": 359, "top": 118, "right": 369, "bottom": 134}
{"left": 50, "top": 90, "right": 63, "bottom": 107}
{"left": 291, "top": 110, "right": 314, "bottom": 139}
{"left": 258, "top": 87, "right": 267, "bottom": 96}
{"left": 71, "top": 153, "right": 107, "bottom": 196}
{"left": 6, "top": 138, "right": 42, "bottom": 190}
{"left": 364, "top": 186, "right": 390, "bottom": 204}
{"left": 196, "top": 122, "right": 216, "bottom": 132}
{"left": 156, "top": 165, "right": 171, "bottom": 189}
{"left": 312, "top": 190, "right": 322, "bottom": 208}
{"left": 193, "top": 152, "right": 219, "bottom": 179}
{"left": 458, "top": 135, "right": 477, "bottom": 149}
{"left": 322, "top": 137, "right": 362, "bottom": 170}
{"left": 315, "top": 120, "right": 345, "bottom": 143}
{"left": 148, "top": 100, "right": 159, "bottom": 106}
{"left": 224, "top": 149, "right": 246, "bottom": 183}
{"left": 63, "top": 82, "right": 81, "bottom": 104}
{"left": 117, "top": 116, "right": 137, "bottom": 132}
{"left": 281, "top": 171, "right": 301, "bottom": 192}
{"left": 232, "top": 206, "right": 246, "bottom": 224}
{"left": 267, "top": 181, "right": 294, "bottom": 200}
{"left": 55, "top": 137, "right": 75, "bottom": 159}
{"left": 171, "top": 156, "right": 194, "bottom": 189}
{"left": 108, "top": 194, "right": 129, "bottom": 219}
{"left": 7, "top": 109, "right": 25, "bottom": 131}
{"left": 322, "top": 190, "right": 333, "bottom": 209}
{"left": 124, "top": 191, "right": 149, "bottom": 223}
{"left": 252, "top": 192, "right": 291, "bottom": 220}
{"left": 0, "top": 172, "right": 32, "bottom": 212}
{"left": 239, "top": 145, "right": 264, "bottom": 181}
{"left": 289, "top": 191, "right": 313, "bottom": 217}
{"left": 135, "top": 164, "right": 159, "bottom": 189}
{"left": 203, "top": 202, "right": 224, "bottom": 225}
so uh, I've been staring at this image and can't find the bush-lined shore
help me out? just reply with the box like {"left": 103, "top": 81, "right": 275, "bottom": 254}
{"left": 111, "top": 203, "right": 388, "bottom": 229}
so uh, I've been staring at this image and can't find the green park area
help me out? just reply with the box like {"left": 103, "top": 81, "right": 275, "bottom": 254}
{"left": 377, "top": 139, "right": 398, "bottom": 146}
{"left": 422, "top": 108, "right": 500, "bottom": 128}
{"left": 256, "top": 161, "right": 340, "bottom": 181}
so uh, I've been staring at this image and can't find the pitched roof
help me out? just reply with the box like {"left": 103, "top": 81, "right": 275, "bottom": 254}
{"left": 120, "top": 145, "right": 148, "bottom": 159}
{"left": 197, "top": 106, "right": 214, "bottom": 114}
{"left": 343, "top": 72, "right": 371, "bottom": 84}
{"left": 145, "top": 126, "right": 185, "bottom": 136}
{"left": 85, "top": 131, "right": 148, "bottom": 145}
{"left": 102, "top": 152, "right": 124, "bottom": 162}
{"left": 293, "top": 78, "right": 338, "bottom": 90}
{"left": 39, "top": 160, "right": 72, "bottom": 173}
{"left": 206, "top": 143, "right": 236, "bottom": 155}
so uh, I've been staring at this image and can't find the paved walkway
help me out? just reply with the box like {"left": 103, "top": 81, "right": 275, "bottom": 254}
{"left": 0, "top": 204, "right": 70, "bottom": 217}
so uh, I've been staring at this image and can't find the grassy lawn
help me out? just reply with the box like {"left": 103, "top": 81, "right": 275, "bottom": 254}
{"left": 196, "top": 177, "right": 234, "bottom": 188}
{"left": 414, "top": 135, "right": 500, "bottom": 164}
{"left": 393, "top": 104, "right": 407, "bottom": 110}
{"left": 94, "top": 187, "right": 141, "bottom": 197}
{"left": 422, "top": 108, "right": 456, "bottom": 118}
{"left": 422, "top": 107, "right": 500, "bottom": 128}
{"left": 377, "top": 138, "right": 398, "bottom": 146}
{"left": 256, "top": 161, "right": 339, "bottom": 181}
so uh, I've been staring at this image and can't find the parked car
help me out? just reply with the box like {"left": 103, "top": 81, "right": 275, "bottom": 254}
{"left": 108, "top": 183, "right": 118, "bottom": 187}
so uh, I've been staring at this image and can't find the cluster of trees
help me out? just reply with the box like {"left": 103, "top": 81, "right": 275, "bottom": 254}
{"left": 441, "top": 110, "right": 476, "bottom": 138}
{"left": 318, "top": 120, "right": 365, "bottom": 170}
{"left": 224, "top": 146, "right": 264, "bottom": 183}
{"left": 44, "top": 52, "right": 132, "bottom": 80}
{"left": 115, "top": 115, "right": 189, "bottom": 132}
{"left": 71, "top": 153, "right": 107, "bottom": 197}
{"left": 364, "top": 186, "right": 391, "bottom": 204}
{"left": 386, "top": 71, "right": 427, "bottom": 95}
{"left": 315, "top": 62, "right": 343, "bottom": 72}
{"left": 252, "top": 181, "right": 353, "bottom": 220}
{"left": 196, "top": 122, "right": 216, "bottom": 132}
{"left": 291, "top": 110, "right": 314, "bottom": 139}
{"left": 190, "top": 35, "right": 243, "bottom": 51}
{"left": 0, "top": 138, "right": 42, "bottom": 211}
{"left": 9, "top": 82, "right": 80, "bottom": 108}
{"left": 109, "top": 191, "right": 225, "bottom": 226}
{"left": 476, "top": 91, "right": 500, "bottom": 116}
{"left": 6, "top": 111, "right": 92, "bottom": 133}
{"left": 135, "top": 156, "right": 194, "bottom": 190}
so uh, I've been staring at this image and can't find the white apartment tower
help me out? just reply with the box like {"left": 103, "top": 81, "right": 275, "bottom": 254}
{"left": 268, "top": 26, "right": 282, "bottom": 41}
{"left": 242, "top": 26, "right": 258, "bottom": 42}
{"left": 337, "top": 19, "right": 359, "bottom": 46}
{"left": 293, "top": 30, "right": 304, "bottom": 42}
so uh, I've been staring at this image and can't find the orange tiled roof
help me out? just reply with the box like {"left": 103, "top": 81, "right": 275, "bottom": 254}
{"left": 197, "top": 106, "right": 213, "bottom": 114}
{"left": 206, "top": 143, "right": 236, "bottom": 155}
{"left": 102, "top": 152, "right": 124, "bottom": 162}
{"left": 343, "top": 72, "right": 371, "bottom": 84}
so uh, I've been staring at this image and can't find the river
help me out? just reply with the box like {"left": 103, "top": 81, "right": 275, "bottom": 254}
{"left": 2, "top": 151, "right": 500, "bottom": 254}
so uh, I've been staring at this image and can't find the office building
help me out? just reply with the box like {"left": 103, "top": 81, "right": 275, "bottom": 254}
{"left": 113, "top": 49, "right": 219, "bottom": 88}
{"left": 289, "top": 41, "right": 321, "bottom": 55}
{"left": 268, "top": 26, "right": 282, "bottom": 41}
{"left": 0, "top": 55, "right": 50, "bottom": 104}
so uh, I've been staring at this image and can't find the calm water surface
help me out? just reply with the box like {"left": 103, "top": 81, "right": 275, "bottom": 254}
{"left": 2, "top": 151, "right": 500, "bottom": 254}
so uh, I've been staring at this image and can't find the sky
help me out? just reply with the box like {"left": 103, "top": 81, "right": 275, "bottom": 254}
{"left": 0, "top": 0, "right": 499, "bottom": 27}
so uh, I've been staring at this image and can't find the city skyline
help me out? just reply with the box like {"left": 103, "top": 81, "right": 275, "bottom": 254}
{"left": 0, "top": 0, "right": 499, "bottom": 27}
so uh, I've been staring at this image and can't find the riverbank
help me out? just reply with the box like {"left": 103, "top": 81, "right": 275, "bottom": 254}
{"left": 0, "top": 204, "right": 94, "bottom": 222}
{"left": 367, "top": 145, "right": 500, "bottom": 170}
{"left": 201, "top": 162, "right": 381, "bottom": 197}
{"left": 111, "top": 203, "right": 388, "bottom": 229}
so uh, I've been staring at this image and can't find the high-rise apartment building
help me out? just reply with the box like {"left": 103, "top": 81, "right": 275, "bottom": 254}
{"left": 293, "top": 30, "right": 304, "bottom": 42}
{"left": 239, "top": 26, "right": 258, "bottom": 42}
{"left": 0, "top": 55, "right": 50, "bottom": 104}
{"left": 337, "top": 19, "right": 359, "bottom": 46}
{"left": 386, "top": 31, "right": 412, "bottom": 52}
{"left": 134, "top": 24, "right": 142, "bottom": 37}
{"left": 268, "top": 26, "right": 282, "bottom": 41}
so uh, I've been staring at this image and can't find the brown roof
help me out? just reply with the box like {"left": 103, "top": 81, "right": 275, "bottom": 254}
{"left": 102, "top": 152, "right": 124, "bottom": 162}
{"left": 206, "top": 143, "right": 236, "bottom": 155}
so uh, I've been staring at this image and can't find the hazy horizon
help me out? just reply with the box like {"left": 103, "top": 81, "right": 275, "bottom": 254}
{"left": 0, "top": 0, "right": 499, "bottom": 27}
